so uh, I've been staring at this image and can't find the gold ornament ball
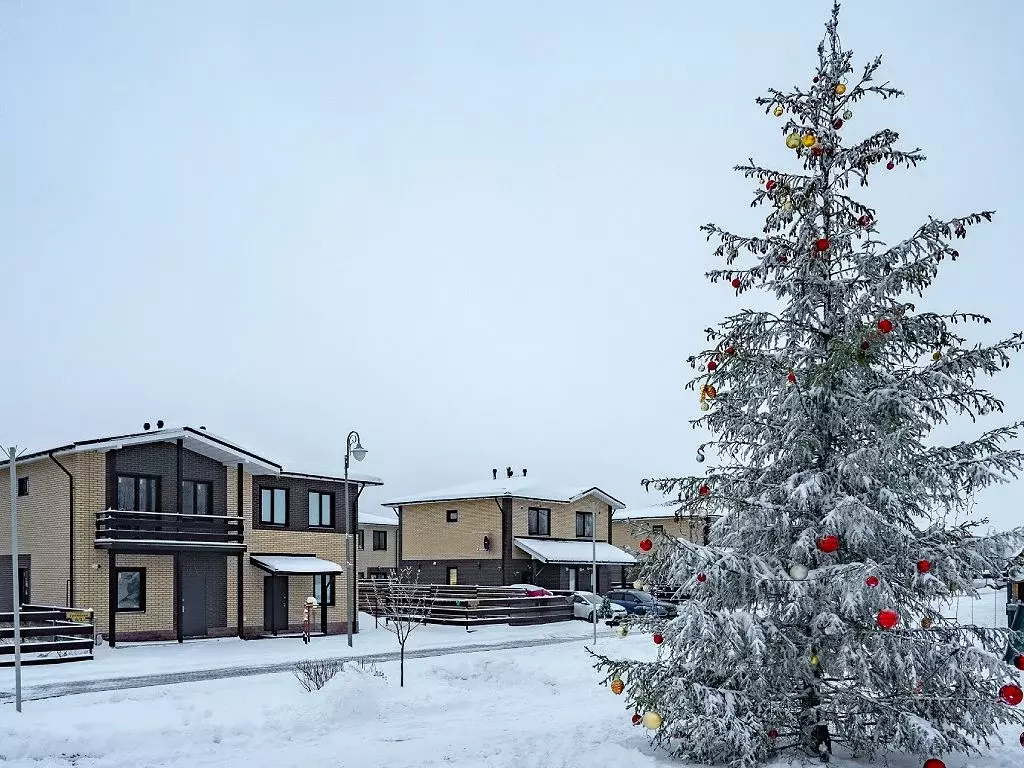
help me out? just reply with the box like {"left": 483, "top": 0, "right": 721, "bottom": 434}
{"left": 921, "top": 617, "right": 933, "bottom": 629}
{"left": 773, "top": 105, "right": 784, "bottom": 117}
{"left": 611, "top": 679, "right": 625, "bottom": 695}
{"left": 642, "top": 711, "right": 663, "bottom": 730}
{"left": 932, "top": 351, "right": 942, "bottom": 361}
{"left": 633, "top": 580, "right": 644, "bottom": 590}
{"left": 835, "top": 83, "right": 847, "bottom": 95}
{"left": 801, "top": 133, "right": 816, "bottom": 148}
{"left": 785, "top": 132, "right": 801, "bottom": 149}
{"left": 700, "top": 401, "right": 710, "bottom": 412}
{"left": 811, "top": 655, "right": 820, "bottom": 666}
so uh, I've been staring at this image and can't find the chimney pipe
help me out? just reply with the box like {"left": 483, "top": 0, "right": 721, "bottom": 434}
{"left": 522, "top": 468, "right": 527, "bottom": 477}
{"left": 492, "top": 468, "right": 498, "bottom": 480}
{"left": 506, "top": 466, "right": 513, "bottom": 479}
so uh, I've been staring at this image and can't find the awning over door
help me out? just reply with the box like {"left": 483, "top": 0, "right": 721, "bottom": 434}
{"left": 249, "top": 555, "right": 345, "bottom": 575}
{"left": 513, "top": 537, "right": 636, "bottom": 566}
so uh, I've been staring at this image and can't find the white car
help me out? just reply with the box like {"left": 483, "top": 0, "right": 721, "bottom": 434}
{"left": 572, "top": 591, "right": 627, "bottom": 621}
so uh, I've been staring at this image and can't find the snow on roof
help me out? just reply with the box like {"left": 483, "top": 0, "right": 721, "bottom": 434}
{"left": 249, "top": 555, "right": 345, "bottom": 574}
{"left": 359, "top": 511, "right": 399, "bottom": 527}
{"left": 612, "top": 502, "right": 681, "bottom": 522}
{"left": 281, "top": 470, "right": 384, "bottom": 486}
{"left": 513, "top": 537, "right": 636, "bottom": 565}
{"left": 383, "top": 477, "right": 625, "bottom": 510}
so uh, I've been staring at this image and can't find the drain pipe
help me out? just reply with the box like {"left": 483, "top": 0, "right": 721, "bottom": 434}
{"left": 49, "top": 453, "right": 74, "bottom": 606}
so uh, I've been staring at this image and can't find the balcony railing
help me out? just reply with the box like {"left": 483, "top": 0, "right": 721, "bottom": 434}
{"left": 95, "top": 509, "right": 245, "bottom": 550}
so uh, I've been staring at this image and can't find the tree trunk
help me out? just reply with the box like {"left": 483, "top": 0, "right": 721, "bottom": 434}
{"left": 400, "top": 643, "right": 405, "bottom": 687}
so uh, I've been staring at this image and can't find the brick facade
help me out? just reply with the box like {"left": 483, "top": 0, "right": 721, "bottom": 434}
{"left": 611, "top": 515, "right": 709, "bottom": 549}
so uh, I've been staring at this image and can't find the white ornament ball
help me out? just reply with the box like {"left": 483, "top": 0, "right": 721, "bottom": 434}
{"left": 789, "top": 564, "right": 809, "bottom": 580}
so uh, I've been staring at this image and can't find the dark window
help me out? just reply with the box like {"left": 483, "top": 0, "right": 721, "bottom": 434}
{"left": 17, "top": 568, "right": 29, "bottom": 605}
{"left": 260, "top": 487, "right": 287, "bottom": 525}
{"left": 447, "top": 566, "right": 458, "bottom": 585}
{"left": 528, "top": 507, "right": 551, "bottom": 536}
{"left": 117, "top": 475, "right": 159, "bottom": 512}
{"left": 181, "top": 480, "right": 212, "bottom": 515}
{"left": 446, "top": 509, "right": 459, "bottom": 523}
{"left": 357, "top": 529, "right": 365, "bottom": 550}
{"left": 314, "top": 575, "right": 335, "bottom": 606}
{"left": 116, "top": 569, "right": 145, "bottom": 611}
{"left": 308, "top": 491, "right": 334, "bottom": 528}
{"left": 373, "top": 530, "right": 388, "bottom": 551}
{"left": 17, "top": 478, "right": 28, "bottom": 497}
{"left": 653, "top": 524, "right": 665, "bottom": 535}
{"left": 576, "top": 511, "right": 594, "bottom": 538}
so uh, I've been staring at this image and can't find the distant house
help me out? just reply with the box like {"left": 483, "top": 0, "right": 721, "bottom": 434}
{"left": 358, "top": 510, "right": 399, "bottom": 578}
{"left": 383, "top": 468, "right": 634, "bottom": 593}
{"left": 612, "top": 501, "right": 712, "bottom": 549}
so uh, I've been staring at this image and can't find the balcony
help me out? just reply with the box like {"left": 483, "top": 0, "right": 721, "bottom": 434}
{"left": 95, "top": 510, "right": 245, "bottom": 553}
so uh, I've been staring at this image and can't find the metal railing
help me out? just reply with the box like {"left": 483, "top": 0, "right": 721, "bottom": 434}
{"left": 0, "top": 605, "right": 95, "bottom": 667}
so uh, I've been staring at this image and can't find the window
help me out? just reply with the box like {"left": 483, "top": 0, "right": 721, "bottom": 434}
{"left": 181, "top": 480, "right": 212, "bottom": 515}
{"left": 17, "top": 568, "right": 30, "bottom": 605}
{"left": 653, "top": 524, "right": 665, "bottom": 535}
{"left": 373, "top": 530, "right": 388, "bottom": 551}
{"left": 447, "top": 566, "right": 458, "bottom": 585}
{"left": 260, "top": 487, "right": 287, "bottom": 526}
{"left": 117, "top": 475, "right": 159, "bottom": 512}
{"left": 313, "top": 575, "right": 335, "bottom": 606}
{"left": 308, "top": 491, "right": 334, "bottom": 527}
{"left": 17, "top": 478, "right": 28, "bottom": 497}
{"left": 575, "top": 511, "right": 594, "bottom": 538}
{"left": 357, "top": 529, "right": 365, "bottom": 550}
{"left": 528, "top": 507, "right": 551, "bottom": 536}
{"left": 116, "top": 569, "right": 145, "bottom": 611}
{"left": 446, "top": 509, "right": 459, "bottom": 523}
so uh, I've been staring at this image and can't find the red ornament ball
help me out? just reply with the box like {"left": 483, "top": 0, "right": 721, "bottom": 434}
{"left": 923, "top": 760, "right": 945, "bottom": 768}
{"left": 766, "top": 180, "right": 777, "bottom": 191}
{"left": 813, "top": 75, "right": 819, "bottom": 83}
{"left": 951, "top": 250, "right": 959, "bottom": 260}
{"left": 878, "top": 319, "right": 894, "bottom": 334}
{"left": 698, "top": 484, "right": 710, "bottom": 497}
{"left": 1014, "top": 655, "right": 1024, "bottom": 671}
{"left": 886, "top": 161, "right": 895, "bottom": 170}
{"left": 638, "top": 538, "right": 653, "bottom": 552}
{"left": 725, "top": 346, "right": 736, "bottom": 356}
{"left": 632, "top": 713, "right": 642, "bottom": 726}
{"left": 860, "top": 340, "right": 870, "bottom": 351}
{"left": 858, "top": 215, "right": 871, "bottom": 227}
{"left": 817, "top": 535, "right": 839, "bottom": 553}
{"left": 1000, "top": 683, "right": 1024, "bottom": 706}
{"left": 917, "top": 560, "right": 931, "bottom": 574}
{"left": 768, "top": 728, "right": 779, "bottom": 740}
{"left": 865, "top": 575, "right": 880, "bottom": 588}
{"left": 877, "top": 609, "right": 899, "bottom": 630}
{"left": 731, "top": 277, "right": 741, "bottom": 289}
{"left": 696, "top": 573, "right": 707, "bottom": 583}
{"left": 815, "top": 238, "right": 830, "bottom": 252}
{"left": 786, "top": 371, "right": 797, "bottom": 384}
{"left": 833, "top": 118, "right": 843, "bottom": 129}
{"left": 811, "top": 146, "right": 823, "bottom": 157}
{"left": 707, "top": 360, "right": 718, "bottom": 372}
{"left": 653, "top": 633, "right": 664, "bottom": 645}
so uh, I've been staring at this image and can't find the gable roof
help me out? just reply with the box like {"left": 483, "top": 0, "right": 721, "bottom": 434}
{"left": 359, "top": 511, "right": 399, "bottom": 527}
{"left": 613, "top": 502, "right": 681, "bottom": 521}
{"left": 383, "top": 477, "right": 625, "bottom": 510}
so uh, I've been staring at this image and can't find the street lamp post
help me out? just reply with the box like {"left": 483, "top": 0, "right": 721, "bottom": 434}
{"left": 344, "top": 431, "right": 367, "bottom": 648}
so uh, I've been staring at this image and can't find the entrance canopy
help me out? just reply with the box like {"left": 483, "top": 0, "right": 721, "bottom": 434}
{"left": 250, "top": 555, "right": 345, "bottom": 575}
{"left": 513, "top": 537, "right": 636, "bottom": 566}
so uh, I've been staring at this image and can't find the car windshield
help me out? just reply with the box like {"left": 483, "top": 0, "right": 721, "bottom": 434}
{"left": 634, "top": 592, "right": 656, "bottom": 603}
{"left": 577, "top": 593, "right": 601, "bottom": 605}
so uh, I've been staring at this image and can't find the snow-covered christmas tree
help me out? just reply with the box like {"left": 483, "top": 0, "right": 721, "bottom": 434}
{"left": 593, "top": 5, "right": 1024, "bottom": 767}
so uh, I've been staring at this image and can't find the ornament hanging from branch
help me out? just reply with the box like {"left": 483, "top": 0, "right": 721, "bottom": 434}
{"left": 877, "top": 609, "right": 899, "bottom": 630}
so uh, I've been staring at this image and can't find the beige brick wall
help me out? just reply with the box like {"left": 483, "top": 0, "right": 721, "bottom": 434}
{"left": 0, "top": 455, "right": 73, "bottom": 607}
{"left": 114, "top": 553, "right": 174, "bottom": 634}
{"left": 400, "top": 499, "right": 500, "bottom": 560}
{"left": 612, "top": 515, "right": 708, "bottom": 549}
{"left": 358, "top": 525, "right": 398, "bottom": 572}
{"left": 511, "top": 492, "right": 611, "bottom": 542}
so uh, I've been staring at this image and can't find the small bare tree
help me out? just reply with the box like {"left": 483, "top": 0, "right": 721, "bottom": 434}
{"left": 371, "top": 568, "right": 434, "bottom": 687}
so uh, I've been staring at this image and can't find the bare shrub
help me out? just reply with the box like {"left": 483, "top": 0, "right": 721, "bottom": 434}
{"left": 293, "top": 658, "right": 339, "bottom": 692}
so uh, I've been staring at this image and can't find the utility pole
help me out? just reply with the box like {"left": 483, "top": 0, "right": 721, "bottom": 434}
{"left": 8, "top": 446, "right": 23, "bottom": 712}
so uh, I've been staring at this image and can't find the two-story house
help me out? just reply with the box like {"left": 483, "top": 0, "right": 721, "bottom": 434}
{"left": 357, "top": 510, "right": 399, "bottom": 578}
{"left": 0, "top": 425, "right": 382, "bottom": 644}
{"left": 611, "top": 501, "right": 712, "bottom": 549}
{"left": 383, "top": 468, "right": 634, "bottom": 593}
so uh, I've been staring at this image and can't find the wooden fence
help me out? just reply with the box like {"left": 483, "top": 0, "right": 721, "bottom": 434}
{"left": 358, "top": 581, "right": 573, "bottom": 629}
{"left": 0, "top": 605, "right": 96, "bottom": 667}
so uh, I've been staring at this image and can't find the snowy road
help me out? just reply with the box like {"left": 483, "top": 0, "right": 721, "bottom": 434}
{"left": 0, "top": 633, "right": 585, "bottom": 704}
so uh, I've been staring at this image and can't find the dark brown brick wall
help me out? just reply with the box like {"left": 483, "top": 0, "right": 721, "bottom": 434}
{"left": 401, "top": 559, "right": 506, "bottom": 586}
{"left": 251, "top": 474, "right": 360, "bottom": 535}
{"left": 107, "top": 443, "right": 227, "bottom": 514}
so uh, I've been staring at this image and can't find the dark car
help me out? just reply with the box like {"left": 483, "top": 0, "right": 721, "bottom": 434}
{"left": 605, "top": 589, "right": 677, "bottom": 618}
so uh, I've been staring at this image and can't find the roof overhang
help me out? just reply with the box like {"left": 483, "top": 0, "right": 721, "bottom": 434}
{"left": 280, "top": 470, "right": 384, "bottom": 486}
{"left": 249, "top": 554, "right": 345, "bottom": 575}
{"left": 513, "top": 537, "right": 637, "bottom": 566}
{"left": 383, "top": 484, "right": 625, "bottom": 510}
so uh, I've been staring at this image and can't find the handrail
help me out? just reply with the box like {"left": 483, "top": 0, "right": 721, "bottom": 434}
{"left": 96, "top": 509, "right": 242, "bottom": 522}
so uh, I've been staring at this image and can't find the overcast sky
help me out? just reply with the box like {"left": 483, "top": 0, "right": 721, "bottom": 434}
{"left": 3, "top": 2, "right": 1022, "bottom": 528}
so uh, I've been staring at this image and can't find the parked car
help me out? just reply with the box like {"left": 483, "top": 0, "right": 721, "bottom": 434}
{"left": 604, "top": 589, "right": 677, "bottom": 617}
{"left": 509, "top": 583, "right": 554, "bottom": 597}
{"left": 571, "top": 591, "right": 627, "bottom": 622}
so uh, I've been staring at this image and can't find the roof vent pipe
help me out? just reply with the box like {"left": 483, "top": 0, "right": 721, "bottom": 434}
{"left": 156, "top": 420, "right": 164, "bottom": 429}
{"left": 506, "top": 466, "right": 513, "bottom": 478}
{"left": 492, "top": 468, "right": 498, "bottom": 480}
{"left": 143, "top": 422, "right": 151, "bottom": 431}
{"left": 522, "top": 468, "right": 527, "bottom": 477}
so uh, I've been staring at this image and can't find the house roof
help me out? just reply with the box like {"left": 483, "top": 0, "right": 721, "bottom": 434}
{"left": 280, "top": 470, "right": 384, "bottom": 487}
{"left": 613, "top": 502, "right": 681, "bottom": 522}
{"left": 249, "top": 554, "right": 345, "bottom": 575}
{"left": 359, "top": 511, "right": 399, "bottom": 527}
{"left": 513, "top": 537, "right": 636, "bottom": 565}
{"left": 382, "top": 477, "right": 625, "bottom": 510}
{"left": 0, "top": 426, "right": 383, "bottom": 485}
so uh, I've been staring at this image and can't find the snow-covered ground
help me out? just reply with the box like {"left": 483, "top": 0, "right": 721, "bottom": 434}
{"left": 0, "top": 591, "right": 1020, "bottom": 767}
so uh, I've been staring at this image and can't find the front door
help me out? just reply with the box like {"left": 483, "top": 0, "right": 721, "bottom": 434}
{"left": 263, "top": 575, "right": 288, "bottom": 632}
{"left": 568, "top": 568, "right": 577, "bottom": 591}
{"left": 181, "top": 574, "right": 208, "bottom": 638}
